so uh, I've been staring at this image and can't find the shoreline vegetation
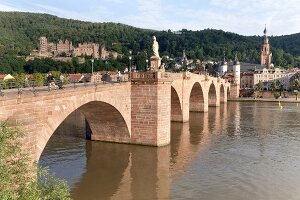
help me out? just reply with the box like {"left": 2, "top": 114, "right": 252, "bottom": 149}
{"left": 0, "top": 121, "right": 71, "bottom": 200}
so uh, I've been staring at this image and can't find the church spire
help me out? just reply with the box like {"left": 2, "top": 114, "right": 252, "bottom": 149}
{"left": 264, "top": 24, "right": 267, "bottom": 35}
{"left": 264, "top": 24, "right": 269, "bottom": 44}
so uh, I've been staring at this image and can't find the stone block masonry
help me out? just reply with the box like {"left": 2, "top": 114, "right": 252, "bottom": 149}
{"left": 0, "top": 72, "right": 230, "bottom": 161}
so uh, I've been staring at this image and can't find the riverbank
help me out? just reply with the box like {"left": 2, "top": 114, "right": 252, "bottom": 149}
{"left": 229, "top": 97, "right": 300, "bottom": 103}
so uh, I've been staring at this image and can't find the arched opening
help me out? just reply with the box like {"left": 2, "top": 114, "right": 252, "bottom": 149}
{"left": 189, "top": 82, "right": 205, "bottom": 112}
{"left": 80, "top": 101, "right": 130, "bottom": 142}
{"left": 208, "top": 83, "right": 217, "bottom": 107}
{"left": 38, "top": 101, "right": 130, "bottom": 161}
{"left": 220, "top": 84, "right": 225, "bottom": 103}
{"left": 227, "top": 87, "right": 231, "bottom": 99}
{"left": 38, "top": 101, "right": 131, "bottom": 197}
{"left": 171, "top": 86, "right": 183, "bottom": 122}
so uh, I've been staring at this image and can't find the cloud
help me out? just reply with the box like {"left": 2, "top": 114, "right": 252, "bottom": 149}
{"left": 117, "top": 0, "right": 300, "bottom": 35}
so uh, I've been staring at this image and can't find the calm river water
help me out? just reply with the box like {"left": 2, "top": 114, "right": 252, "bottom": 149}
{"left": 39, "top": 102, "right": 300, "bottom": 200}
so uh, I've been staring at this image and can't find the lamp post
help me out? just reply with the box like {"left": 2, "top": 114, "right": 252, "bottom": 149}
{"left": 146, "top": 59, "right": 149, "bottom": 71}
{"left": 129, "top": 50, "right": 132, "bottom": 73}
{"left": 91, "top": 59, "right": 94, "bottom": 74}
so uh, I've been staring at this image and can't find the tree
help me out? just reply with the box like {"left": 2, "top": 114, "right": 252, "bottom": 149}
{"left": 270, "top": 81, "right": 277, "bottom": 91}
{"left": 255, "top": 82, "right": 263, "bottom": 91}
{"left": 273, "top": 92, "right": 281, "bottom": 99}
{"left": 291, "top": 79, "right": 300, "bottom": 90}
{"left": 0, "top": 121, "right": 71, "bottom": 199}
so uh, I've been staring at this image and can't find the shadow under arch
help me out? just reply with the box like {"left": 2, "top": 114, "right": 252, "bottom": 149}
{"left": 171, "top": 86, "right": 183, "bottom": 122}
{"left": 189, "top": 82, "right": 205, "bottom": 112}
{"left": 38, "top": 100, "right": 131, "bottom": 161}
{"left": 208, "top": 83, "right": 217, "bottom": 107}
{"left": 80, "top": 101, "right": 130, "bottom": 142}
{"left": 220, "top": 84, "right": 225, "bottom": 103}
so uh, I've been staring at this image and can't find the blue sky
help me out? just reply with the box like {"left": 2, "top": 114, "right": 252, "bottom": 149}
{"left": 0, "top": 0, "right": 300, "bottom": 36}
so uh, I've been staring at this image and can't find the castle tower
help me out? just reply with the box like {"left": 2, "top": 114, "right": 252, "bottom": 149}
{"left": 261, "top": 25, "right": 272, "bottom": 68}
{"left": 219, "top": 53, "right": 228, "bottom": 76}
{"left": 233, "top": 54, "right": 241, "bottom": 84}
{"left": 230, "top": 54, "right": 241, "bottom": 98}
{"left": 39, "top": 36, "right": 48, "bottom": 55}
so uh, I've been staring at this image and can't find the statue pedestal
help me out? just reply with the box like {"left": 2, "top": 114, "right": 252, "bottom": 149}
{"left": 150, "top": 56, "right": 161, "bottom": 72}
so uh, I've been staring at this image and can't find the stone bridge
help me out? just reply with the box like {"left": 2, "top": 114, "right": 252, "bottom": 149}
{"left": 0, "top": 72, "right": 230, "bottom": 160}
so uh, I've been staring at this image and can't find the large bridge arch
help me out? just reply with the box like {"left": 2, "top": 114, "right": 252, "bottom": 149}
{"left": 171, "top": 86, "right": 183, "bottom": 122}
{"left": 39, "top": 100, "right": 131, "bottom": 161}
{"left": 0, "top": 84, "right": 132, "bottom": 161}
{"left": 208, "top": 82, "right": 218, "bottom": 107}
{"left": 189, "top": 82, "right": 205, "bottom": 112}
{"left": 37, "top": 88, "right": 131, "bottom": 160}
{"left": 220, "top": 84, "right": 225, "bottom": 103}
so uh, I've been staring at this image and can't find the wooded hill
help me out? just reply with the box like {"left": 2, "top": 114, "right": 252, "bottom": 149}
{"left": 0, "top": 11, "right": 299, "bottom": 74}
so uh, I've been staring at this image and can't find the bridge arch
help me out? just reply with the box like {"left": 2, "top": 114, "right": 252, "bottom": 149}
{"left": 171, "top": 86, "right": 183, "bottom": 122}
{"left": 220, "top": 84, "right": 225, "bottom": 103}
{"left": 38, "top": 100, "right": 131, "bottom": 161}
{"left": 227, "top": 87, "right": 231, "bottom": 99}
{"left": 189, "top": 82, "right": 205, "bottom": 112}
{"left": 208, "top": 82, "right": 217, "bottom": 107}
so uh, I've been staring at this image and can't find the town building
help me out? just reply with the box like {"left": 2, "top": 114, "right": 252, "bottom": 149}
{"left": 240, "top": 72, "right": 254, "bottom": 89}
{"left": 0, "top": 74, "right": 15, "bottom": 81}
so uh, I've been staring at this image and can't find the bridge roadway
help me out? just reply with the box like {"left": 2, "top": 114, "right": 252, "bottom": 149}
{"left": 0, "top": 72, "right": 230, "bottom": 160}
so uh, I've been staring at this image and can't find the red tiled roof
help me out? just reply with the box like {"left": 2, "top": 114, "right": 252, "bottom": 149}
{"left": 0, "top": 74, "right": 7, "bottom": 79}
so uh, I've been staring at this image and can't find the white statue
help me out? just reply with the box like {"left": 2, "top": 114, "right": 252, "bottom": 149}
{"left": 152, "top": 36, "right": 160, "bottom": 58}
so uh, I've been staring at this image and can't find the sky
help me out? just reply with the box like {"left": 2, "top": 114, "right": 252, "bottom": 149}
{"left": 0, "top": 0, "right": 300, "bottom": 36}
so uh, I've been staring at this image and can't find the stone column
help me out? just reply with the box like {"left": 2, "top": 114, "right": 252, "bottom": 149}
{"left": 181, "top": 79, "right": 190, "bottom": 122}
{"left": 131, "top": 72, "right": 172, "bottom": 146}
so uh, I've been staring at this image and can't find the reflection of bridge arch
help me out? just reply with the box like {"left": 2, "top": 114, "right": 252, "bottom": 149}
{"left": 189, "top": 82, "right": 205, "bottom": 112}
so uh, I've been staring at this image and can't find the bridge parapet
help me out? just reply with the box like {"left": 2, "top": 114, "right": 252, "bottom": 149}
{"left": 130, "top": 72, "right": 175, "bottom": 83}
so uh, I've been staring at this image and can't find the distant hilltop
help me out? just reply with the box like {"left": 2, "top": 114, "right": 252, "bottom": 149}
{"left": 0, "top": 11, "right": 300, "bottom": 68}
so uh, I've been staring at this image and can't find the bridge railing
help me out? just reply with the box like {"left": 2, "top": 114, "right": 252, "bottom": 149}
{"left": 0, "top": 78, "right": 129, "bottom": 96}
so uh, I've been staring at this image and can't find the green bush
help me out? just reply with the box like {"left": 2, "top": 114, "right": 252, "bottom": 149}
{"left": 273, "top": 92, "right": 281, "bottom": 99}
{"left": 0, "top": 121, "right": 71, "bottom": 200}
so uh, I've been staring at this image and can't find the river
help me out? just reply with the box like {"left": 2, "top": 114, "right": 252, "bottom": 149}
{"left": 39, "top": 102, "right": 300, "bottom": 200}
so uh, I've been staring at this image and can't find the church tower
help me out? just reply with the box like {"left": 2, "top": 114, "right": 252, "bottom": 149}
{"left": 261, "top": 25, "right": 272, "bottom": 68}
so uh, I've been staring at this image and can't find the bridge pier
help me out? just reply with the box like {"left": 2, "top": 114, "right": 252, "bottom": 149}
{"left": 131, "top": 72, "right": 173, "bottom": 146}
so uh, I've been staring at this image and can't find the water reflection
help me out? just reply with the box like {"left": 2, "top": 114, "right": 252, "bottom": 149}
{"left": 40, "top": 102, "right": 300, "bottom": 200}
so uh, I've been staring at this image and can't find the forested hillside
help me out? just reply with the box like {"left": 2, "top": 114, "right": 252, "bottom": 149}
{"left": 0, "top": 11, "right": 299, "bottom": 74}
